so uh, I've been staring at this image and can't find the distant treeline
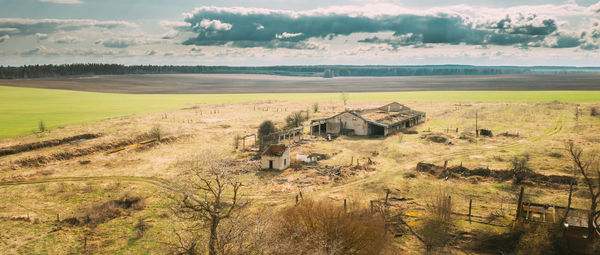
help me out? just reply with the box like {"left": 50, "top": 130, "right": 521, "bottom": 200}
{"left": 1, "top": 64, "right": 599, "bottom": 79}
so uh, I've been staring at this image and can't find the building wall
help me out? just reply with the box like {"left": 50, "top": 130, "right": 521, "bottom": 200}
{"left": 261, "top": 149, "right": 290, "bottom": 170}
{"left": 326, "top": 112, "right": 368, "bottom": 135}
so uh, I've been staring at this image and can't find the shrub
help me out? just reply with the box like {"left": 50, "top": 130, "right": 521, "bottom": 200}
{"left": 150, "top": 124, "right": 162, "bottom": 141}
{"left": 511, "top": 154, "right": 531, "bottom": 184}
{"left": 592, "top": 107, "right": 598, "bottom": 116}
{"left": 284, "top": 111, "right": 309, "bottom": 130}
{"left": 134, "top": 217, "right": 150, "bottom": 238}
{"left": 419, "top": 189, "right": 453, "bottom": 252}
{"left": 514, "top": 224, "right": 569, "bottom": 255}
{"left": 38, "top": 120, "right": 46, "bottom": 133}
{"left": 273, "top": 199, "right": 388, "bottom": 254}
{"left": 313, "top": 103, "right": 319, "bottom": 113}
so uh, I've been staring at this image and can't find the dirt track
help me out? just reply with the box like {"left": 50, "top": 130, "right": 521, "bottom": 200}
{"left": 2, "top": 73, "right": 600, "bottom": 94}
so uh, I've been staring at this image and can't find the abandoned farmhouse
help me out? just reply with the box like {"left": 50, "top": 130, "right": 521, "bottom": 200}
{"left": 311, "top": 102, "right": 426, "bottom": 136}
{"left": 261, "top": 144, "right": 290, "bottom": 170}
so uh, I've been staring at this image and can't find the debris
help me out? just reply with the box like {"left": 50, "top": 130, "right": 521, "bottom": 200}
{"left": 479, "top": 129, "right": 493, "bottom": 137}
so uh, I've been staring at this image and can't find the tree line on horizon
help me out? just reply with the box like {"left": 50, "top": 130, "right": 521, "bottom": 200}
{"left": 0, "top": 63, "right": 595, "bottom": 79}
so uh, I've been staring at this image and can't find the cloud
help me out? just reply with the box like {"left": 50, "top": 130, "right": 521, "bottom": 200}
{"left": 276, "top": 32, "right": 303, "bottom": 39}
{"left": 180, "top": 4, "right": 600, "bottom": 50}
{"left": 99, "top": 39, "right": 136, "bottom": 48}
{"left": 20, "top": 46, "right": 57, "bottom": 56}
{"left": 0, "top": 18, "right": 136, "bottom": 37}
{"left": 197, "top": 19, "right": 232, "bottom": 31}
{"left": 35, "top": 33, "right": 49, "bottom": 40}
{"left": 0, "top": 35, "right": 9, "bottom": 43}
{"left": 52, "top": 35, "right": 80, "bottom": 44}
{"left": 40, "top": 0, "right": 82, "bottom": 4}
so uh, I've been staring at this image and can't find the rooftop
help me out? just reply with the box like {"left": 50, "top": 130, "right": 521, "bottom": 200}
{"left": 313, "top": 102, "right": 425, "bottom": 128}
{"left": 262, "top": 144, "right": 288, "bottom": 157}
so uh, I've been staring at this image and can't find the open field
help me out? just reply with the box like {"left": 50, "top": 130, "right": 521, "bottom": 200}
{"left": 3, "top": 85, "right": 600, "bottom": 138}
{"left": 3, "top": 74, "right": 600, "bottom": 94}
{"left": 1, "top": 97, "right": 600, "bottom": 254}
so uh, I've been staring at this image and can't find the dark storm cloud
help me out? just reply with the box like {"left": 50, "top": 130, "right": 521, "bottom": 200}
{"left": 180, "top": 7, "right": 595, "bottom": 50}
{"left": 0, "top": 18, "right": 136, "bottom": 37}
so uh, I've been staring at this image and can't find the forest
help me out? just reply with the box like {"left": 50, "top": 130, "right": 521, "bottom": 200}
{"left": 2, "top": 64, "right": 600, "bottom": 79}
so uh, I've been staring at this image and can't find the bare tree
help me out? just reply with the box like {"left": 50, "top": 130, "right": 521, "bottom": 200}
{"left": 169, "top": 152, "right": 246, "bottom": 255}
{"left": 567, "top": 142, "right": 600, "bottom": 240}
{"left": 341, "top": 92, "right": 349, "bottom": 107}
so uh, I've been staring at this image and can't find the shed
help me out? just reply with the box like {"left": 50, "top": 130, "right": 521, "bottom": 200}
{"left": 261, "top": 144, "right": 290, "bottom": 170}
{"left": 311, "top": 102, "right": 425, "bottom": 137}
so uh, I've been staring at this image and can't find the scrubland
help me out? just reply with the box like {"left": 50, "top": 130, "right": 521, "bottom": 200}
{"left": 1, "top": 97, "right": 600, "bottom": 254}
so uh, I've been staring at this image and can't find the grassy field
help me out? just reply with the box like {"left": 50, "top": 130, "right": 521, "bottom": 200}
{"left": 2, "top": 85, "right": 600, "bottom": 138}
{"left": 1, "top": 97, "right": 600, "bottom": 254}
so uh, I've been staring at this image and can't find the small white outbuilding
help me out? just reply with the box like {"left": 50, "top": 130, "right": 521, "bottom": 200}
{"left": 261, "top": 144, "right": 290, "bottom": 170}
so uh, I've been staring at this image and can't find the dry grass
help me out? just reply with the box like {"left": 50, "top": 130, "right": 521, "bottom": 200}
{"left": 0, "top": 100, "right": 599, "bottom": 253}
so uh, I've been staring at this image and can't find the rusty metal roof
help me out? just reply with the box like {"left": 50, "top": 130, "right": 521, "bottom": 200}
{"left": 311, "top": 102, "right": 425, "bottom": 128}
{"left": 262, "top": 144, "right": 288, "bottom": 157}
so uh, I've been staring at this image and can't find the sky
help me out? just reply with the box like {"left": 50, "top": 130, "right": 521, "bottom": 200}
{"left": 0, "top": 0, "right": 599, "bottom": 66}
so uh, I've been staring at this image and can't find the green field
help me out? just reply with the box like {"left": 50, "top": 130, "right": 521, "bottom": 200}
{"left": 2, "top": 85, "right": 600, "bottom": 138}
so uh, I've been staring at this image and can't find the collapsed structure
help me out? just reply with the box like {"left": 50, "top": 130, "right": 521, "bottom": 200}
{"left": 311, "top": 102, "right": 425, "bottom": 136}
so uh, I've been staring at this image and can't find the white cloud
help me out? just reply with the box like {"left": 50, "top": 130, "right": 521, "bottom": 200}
{"left": 197, "top": 19, "right": 232, "bottom": 31}
{"left": 35, "top": 33, "right": 49, "bottom": 40}
{"left": 276, "top": 32, "right": 303, "bottom": 39}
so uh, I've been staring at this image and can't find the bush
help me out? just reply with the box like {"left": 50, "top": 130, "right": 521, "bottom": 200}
{"left": 419, "top": 189, "right": 453, "bottom": 252}
{"left": 273, "top": 199, "right": 389, "bottom": 254}
{"left": 511, "top": 154, "right": 531, "bottom": 184}
{"left": 38, "top": 120, "right": 46, "bottom": 133}
{"left": 284, "top": 111, "right": 309, "bottom": 130}
{"left": 592, "top": 107, "right": 598, "bottom": 116}
{"left": 150, "top": 124, "right": 162, "bottom": 141}
{"left": 134, "top": 217, "right": 150, "bottom": 238}
{"left": 313, "top": 103, "right": 319, "bottom": 113}
{"left": 515, "top": 224, "right": 569, "bottom": 255}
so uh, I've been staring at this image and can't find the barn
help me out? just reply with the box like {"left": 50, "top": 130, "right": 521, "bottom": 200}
{"left": 310, "top": 102, "right": 425, "bottom": 136}
{"left": 261, "top": 144, "right": 290, "bottom": 170}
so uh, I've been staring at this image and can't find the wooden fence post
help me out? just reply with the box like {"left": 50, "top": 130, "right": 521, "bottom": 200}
{"left": 296, "top": 195, "right": 299, "bottom": 205}
{"left": 515, "top": 186, "right": 525, "bottom": 221}
{"left": 344, "top": 199, "right": 347, "bottom": 213}
{"left": 385, "top": 190, "right": 391, "bottom": 205}
{"left": 468, "top": 199, "right": 472, "bottom": 223}
{"left": 370, "top": 200, "right": 374, "bottom": 212}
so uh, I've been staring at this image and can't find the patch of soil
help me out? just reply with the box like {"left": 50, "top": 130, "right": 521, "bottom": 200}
{"left": 0, "top": 133, "right": 102, "bottom": 157}
{"left": 61, "top": 194, "right": 145, "bottom": 227}
{"left": 420, "top": 133, "right": 449, "bottom": 143}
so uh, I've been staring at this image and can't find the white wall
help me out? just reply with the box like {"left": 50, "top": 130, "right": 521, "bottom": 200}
{"left": 261, "top": 148, "right": 290, "bottom": 170}
{"left": 326, "top": 112, "right": 368, "bottom": 135}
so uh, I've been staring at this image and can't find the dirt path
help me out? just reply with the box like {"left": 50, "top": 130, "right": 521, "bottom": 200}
{"left": 0, "top": 176, "right": 170, "bottom": 188}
